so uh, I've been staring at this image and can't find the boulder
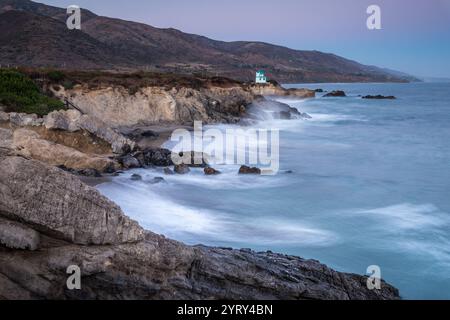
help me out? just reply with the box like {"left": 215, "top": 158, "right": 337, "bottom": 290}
{"left": 204, "top": 167, "right": 221, "bottom": 175}
{"left": 239, "top": 165, "right": 262, "bottom": 175}
{"left": 362, "top": 95, "right": 396, "bottom": 100}
{"left": 44, "top": 110, "right": 135, "bottom": 154}
{"left": 12, "top": 129, "right": 118, "bottom": 173}
{"left": 0, "top": 111, "right": 9, "bottom": 122}
{"left": 324, "top": 90, "right": 347, "bottom": 97}
{"left": 0, "top": 156, "right": 145, "bottom": 245}
{"left": 174, "top": 164, "right": 190, "bottom": 174}
{"left": 0, "top": 217, "right": 40, "bottom": 251}
{"left": 136, "top": 148, "right": 173, "bottom": 167}
{"left": 131, "top": 174, "right": 143, "bottom": 181}
{"left": 9, "top": 113, "right": 43, "bottom": 127}
{"left": 118, "top": 155, "right": 140, "bottom": 169}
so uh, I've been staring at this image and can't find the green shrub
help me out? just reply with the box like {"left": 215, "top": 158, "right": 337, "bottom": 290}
{"left": 0, "top": 69, "right": 66, "bottom": 116}
{"left": 47, "top": 70, "right": 65, "bottom": 82}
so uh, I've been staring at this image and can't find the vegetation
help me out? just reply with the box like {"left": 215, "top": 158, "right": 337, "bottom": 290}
{"left": 0, "top": 69, "right": 65, "bottom": 116}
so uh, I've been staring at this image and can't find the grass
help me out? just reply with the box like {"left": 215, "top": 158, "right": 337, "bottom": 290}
{"left": 0, "top": 69, "right": 66, "bottom": 116}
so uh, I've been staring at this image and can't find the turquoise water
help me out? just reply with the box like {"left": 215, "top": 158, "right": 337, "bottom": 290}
{"left": 98, "top": 82, "right": 450, "bottom": 299}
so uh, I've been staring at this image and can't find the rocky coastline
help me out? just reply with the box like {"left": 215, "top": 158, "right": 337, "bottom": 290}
{"left": 0, "top": 78, "right": 401, "bottom": 300}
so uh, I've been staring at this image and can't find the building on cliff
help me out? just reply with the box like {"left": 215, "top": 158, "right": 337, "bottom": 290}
{"left": 256, "top": 70, "right": 267, "bottom": 84}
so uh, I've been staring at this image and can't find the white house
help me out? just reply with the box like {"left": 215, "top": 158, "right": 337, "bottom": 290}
{"left": 255, "top": 70, "right": 267, "bottom": 84}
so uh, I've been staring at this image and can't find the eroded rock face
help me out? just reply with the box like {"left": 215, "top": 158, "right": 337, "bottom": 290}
{"left": 12, "top": 129, "right": 117, "bottom": 172}
{"left": 0, "top": 156, "right": 144, "bottom": 245}
{"left": 0, "top": 217, "right": 40, "bottom": 251}
{"left": 0, "top": 155, "right": 400, "bottom": 300}
{"left": 249, "top": 83, "right": 315, "bottom": 98}
{"left": 44, "top": 109, "right": 135, "bottom": 154}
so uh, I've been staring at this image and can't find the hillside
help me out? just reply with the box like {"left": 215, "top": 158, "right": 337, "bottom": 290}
{"left": 0, "top": 0, "right": 417, "bottom": 83}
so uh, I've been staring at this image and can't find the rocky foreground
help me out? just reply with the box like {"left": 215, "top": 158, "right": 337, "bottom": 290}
{"left": 0, "top": 151, "right": 400, "bottom": 300}
{"left": 0, "top": 77, "right": 401, "bottom": 300}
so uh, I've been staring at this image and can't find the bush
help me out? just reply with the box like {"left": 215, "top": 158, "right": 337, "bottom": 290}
{"left": 0, "top": 69, "right": 66, "bottom": 116}
{"left": 47, "top": 70, "right": 65, "bottom": 82}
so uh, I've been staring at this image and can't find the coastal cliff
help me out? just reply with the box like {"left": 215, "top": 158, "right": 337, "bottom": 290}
{"left": 0, "top": 153, "right": 400, "bottom": 300}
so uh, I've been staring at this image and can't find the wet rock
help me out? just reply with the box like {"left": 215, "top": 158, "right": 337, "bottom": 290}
{"left": 149, "top": 177, "right": 166, "bottom": 184}
{"left": 239, "top": 166, "right": 262, "bottom": 175}
{"left": 315, "top": 89, "right": 324, "bottom": 93}
{"left": 362, "top": 95, "right": 396, "bottom": 100}
{"left": 164, "top": 167, "right": 175, "bottom": 175}
{"left": 204, "top": 167, "right": 221, "bottom": 175}
{"left": 0, "top": 217, "right": 40, "bottom": 251}
{"left": 136, "top": 148, "right": 173, "bottom": 167}
{"left": 125, "top": 128, "right": 159, "bottom": 140}
{"left": 324, "top": 90, "right": 347, "bottom": 97}
{"left": 58, "top": 165, "right": 103, "bottom": 177}
{"left": 174, "top": 164, "right": 190, "bottom": 174}
{"left": 118, "top": 155, "right": 140, "bottom": 169}
{"left": 131, "top": 174, "right": 143, "bottom": 181}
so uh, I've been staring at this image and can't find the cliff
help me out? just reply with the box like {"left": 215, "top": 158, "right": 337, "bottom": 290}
{"left": 0, "top": 154, "right": 400, "bottom": 300}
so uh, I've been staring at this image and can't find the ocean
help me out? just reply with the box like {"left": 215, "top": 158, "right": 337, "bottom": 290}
{"left": 97, "top": 82, "right": 450, "bottom": 299}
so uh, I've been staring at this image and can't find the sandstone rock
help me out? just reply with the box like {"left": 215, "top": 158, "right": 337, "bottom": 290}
{"left": 0, "top": 111, "right": 9, "bottom": 122}
{"left": 9, "top": 113, "right": 43, "bottom": 127}
{"left": 239, "top": 165, "right": 262, "bottom": 175}
{"left": 174, "top": 164, "right": 190, "bottom": 174}
{"left": 324, "top": 90, "right": 347, "bottom": 97}
{"left": 204, "top": 167, "right": 221, "bottom": 175}
{"left": 44, "top": 110, "right": 135, "bottom": 154}
{"left": 0, "top": 156, "right": 144, "bottom": 245}
{"left": 0, "top": 217, "right": 40, "bottom": 251}
{"left": 0, "top": 128, "right": 13, "bottom": 151}
{"left": 13, "top": 129, "right": 118, "bottom": 172}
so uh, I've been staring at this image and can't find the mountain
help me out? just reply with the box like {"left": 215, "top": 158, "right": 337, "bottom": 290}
{"left": 0, "top": 0, "right": 417, "bottom": 83}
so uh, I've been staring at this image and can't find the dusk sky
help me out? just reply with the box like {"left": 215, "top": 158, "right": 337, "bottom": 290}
{"left": 41, "top": 0, "right": 450, "bottom": 78}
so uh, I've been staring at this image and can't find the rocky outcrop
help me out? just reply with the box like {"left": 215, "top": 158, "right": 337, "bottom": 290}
{"left": 50, "top": 85, "right": 254, "bottom": 127}
{"left": 0, "top": 156, "right": 144, "bottom": 245}
{"left": 362, "top": 95, "right": 396, "bottom": 100}
{"left": 0, "top": 155, "right": 400, "bottom": 300}
{"left": 245, "top": 98, "right": 311, "bottom": 121}
{"left": 324, "top": 90, "right": 347, "bottom": 97}
{"left": 44, "top": 109, "right": 135, "bottom": 154}
{"left": 239, "top": 165, "right": 262, "bottom": 175}
{"left": 8, "top": 113, "right": 43, "bottom": 127}
{"left": 12, "top": 129, "right": 117, "bottom": 172}
{"left": 249, "top": 83, "right": 315, "bottom": 98}
{"left": 204, "top": 167, "right": 221, "bottom": 175}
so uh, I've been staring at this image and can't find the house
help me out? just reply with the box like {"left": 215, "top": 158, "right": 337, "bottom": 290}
{"left": 255, "top": 70, "right": 267, "bottom": 84}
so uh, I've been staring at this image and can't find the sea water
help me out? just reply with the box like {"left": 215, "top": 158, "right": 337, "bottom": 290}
{"left": 97, "top": 82, "right": 450, "bottom": 299}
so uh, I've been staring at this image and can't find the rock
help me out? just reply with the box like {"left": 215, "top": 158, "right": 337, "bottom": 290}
{"left": 149, "top": 177, "right": 166, "bottom": 184}
{"left": 12, "top": 129, "right": 118, "bottom": 173}
{"left": 0, "top": 155, "right": 400, "bottom": 300}
{"left": 239, "top": 165, "right": 262, "bottom": 175}
{"left": 0, "top": 217, "right": 40, "bottom": 251}
{"left": 0, "top": 128, "right": 13, "bottom": 151}
{"left": 118, "top": 155, "right": 140, "bottom": 169}
{"left": 0, "top": 156, "right": 145, "bottom": 245}
{"left": 0, "top": 111, "right": 9, "bottom": 122}
{"left": 249, "top": 83, "right": 315, "bottom": 98}
{"left": 131, "top": 174, "right": 143, "bottom": 181}
{"left": 58, "top": 165, "right": 103, "bottom": 178}
{"left": 324, "top": 90, "right": 347, "bottom": 97}
{"left": 124, "top": 128, "right": 159, "bottom": 140}
{"left": 9, "top": 113, "right": 43, "bottom": 127}
{"left": 164, "top": 167, "right": 175, "bottom": 175}
{"left": 246, "top": 98, "right": 311, "bottom": 121}
{"left": 44, "top": 110, "right": 135, "bottom": 154}
{"left": 315, "top": 89, "right": 324, "bottom": 93}
{"left": 362, "top": 95, "right": 396, "bottom": 100}
{"left": 204, "top": 167, "right": 221, "bottom": 175}
{"left": 174, "top": 164, "right": 190, "bottom": 174}
{"left": 136, "top": 148, "right": 173, "bottom": 167}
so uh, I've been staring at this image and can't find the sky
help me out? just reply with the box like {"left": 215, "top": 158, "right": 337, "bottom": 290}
{"left": 40, "top": 0, "right": 450, "bottom": 78}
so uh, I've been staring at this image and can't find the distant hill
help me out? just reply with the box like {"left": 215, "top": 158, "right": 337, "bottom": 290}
{"left": 0, "top": 0, "right": 419, "bottom": 83}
